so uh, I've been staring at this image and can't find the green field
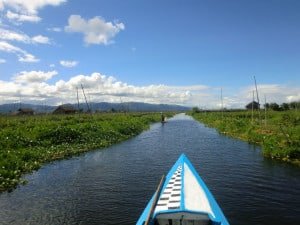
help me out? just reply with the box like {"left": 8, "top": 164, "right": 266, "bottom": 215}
{"left": 190, "top": 110, "right": 300, "bottom": 165}
{"left": 0, "top": 112, "right": 172, "bottom": 192}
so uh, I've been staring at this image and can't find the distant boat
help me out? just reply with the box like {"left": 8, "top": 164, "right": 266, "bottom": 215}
{"left": 136, "top": 154, "right": 230, "bottom": 225}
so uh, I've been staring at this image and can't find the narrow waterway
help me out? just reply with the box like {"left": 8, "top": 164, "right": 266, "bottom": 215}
{"left": 0, "top": 114, "right": 299, "bottom": 225}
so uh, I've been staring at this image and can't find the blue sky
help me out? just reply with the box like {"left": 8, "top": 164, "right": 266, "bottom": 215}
{"left": 0, "top": 0, "right": 299, "bottom": 107}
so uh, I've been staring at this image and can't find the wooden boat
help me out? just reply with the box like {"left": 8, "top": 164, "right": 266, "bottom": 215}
{"left": 136, "top": 154, "right": 229, "bottom": 225}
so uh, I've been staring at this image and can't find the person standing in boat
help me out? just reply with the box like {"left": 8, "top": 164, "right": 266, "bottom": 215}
{"left": 161, "top": 112, "right": 165, "bottom": 122}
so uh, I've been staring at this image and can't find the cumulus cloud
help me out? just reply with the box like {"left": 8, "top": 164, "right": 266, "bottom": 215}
{"left": 241, "top": 84, "right": 300, "bottom": 105}
{"left": 54, "top": 73, "right": 199, "bottom": 105}
{"left": 0, "top": 0, "right": 66, "bottom": 14}
{"left": 60, "top": 60, "right": 78, "bottom": 67}
{"left": 0, "top": 72, "right": 299, "bottom": 107}
{"left": 1, "top": 0, "right": 66, "bottom": 23}
{"left": 0, "top": 41, "right": 39, "bottom": 62}
{"left": 287, "top": 94, "right": 300, "bottom": 102}
{"left": 0, "top": 72, "right": 208, "bottom": 105}
{"left": 13, "top": 70, "right": 58, "bottom": 83}
{"left": 65, "top": 15, "right": 125, "bottom": 45}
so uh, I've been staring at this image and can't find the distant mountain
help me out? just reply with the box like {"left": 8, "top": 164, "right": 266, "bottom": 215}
{"left": 0, "top": 102, "right": 190, "bottom": 114}
{"left": 0, "top": 103, "right": 55, "bottom": 113}
{"left": 89, "top": 102, "right": 190, "bottom": 112}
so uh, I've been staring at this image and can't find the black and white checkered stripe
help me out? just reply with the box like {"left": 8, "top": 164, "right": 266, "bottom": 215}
{"left": 155, "top": 165, "right": 182, "bottom": 212}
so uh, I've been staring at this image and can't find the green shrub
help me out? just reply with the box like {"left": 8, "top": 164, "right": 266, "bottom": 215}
{"left": 0, "top": 112, "right": 174, "bottom": 192}
{"left": 189, "top": 110, "right": 300, "bottom": 165}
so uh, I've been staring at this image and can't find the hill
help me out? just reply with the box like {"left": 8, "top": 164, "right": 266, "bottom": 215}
{"left": 0, "top": 102, "right": 190, "bottom": 114}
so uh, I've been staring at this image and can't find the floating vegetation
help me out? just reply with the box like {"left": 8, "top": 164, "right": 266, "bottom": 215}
{"left": 0, "top": 112, "right": 174, "bottom": 192}
{"left": 189, "top": 110, "right": 300, "bottom": 166}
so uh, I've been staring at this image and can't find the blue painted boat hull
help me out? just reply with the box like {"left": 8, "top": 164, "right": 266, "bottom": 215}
{"left": 136, "top": 154, "right": 230, "bottom": 225}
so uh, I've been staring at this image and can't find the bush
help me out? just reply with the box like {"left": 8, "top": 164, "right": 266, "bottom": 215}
{"left": 37, "top": 126, "right": 83, "bottom": 145}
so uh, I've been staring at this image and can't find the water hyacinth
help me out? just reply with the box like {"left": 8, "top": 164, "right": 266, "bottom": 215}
{"left": 189, "top": 110, "right": 300, "bottom": 165}
{"left": 0, "top": 112, "right": 174, "bottom": 192}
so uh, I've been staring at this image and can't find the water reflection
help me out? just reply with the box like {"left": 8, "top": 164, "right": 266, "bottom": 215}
{"left": 0, "top": 114, "right": 299, "bottom": 225}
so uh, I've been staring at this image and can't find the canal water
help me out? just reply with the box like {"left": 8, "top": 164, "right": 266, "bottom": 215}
{"left": 0, "top": 114, "right": 299, "bottom": 225}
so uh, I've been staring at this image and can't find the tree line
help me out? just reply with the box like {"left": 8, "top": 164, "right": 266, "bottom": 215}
{"left": 264, "top": 101, "right": 300, "bottom": 111}
{"left": 191, "top": 101, "right": 300, "bottom": 112}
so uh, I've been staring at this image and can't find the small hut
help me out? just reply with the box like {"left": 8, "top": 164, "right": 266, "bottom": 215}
{"left": 13, "top": 108, "right": 34, "bottom": 115}
{"left": 53, "top": 104, "right": 77, "bottom": 114}
{"left": 246, "top": 101, "right": 260, "bottom": 110}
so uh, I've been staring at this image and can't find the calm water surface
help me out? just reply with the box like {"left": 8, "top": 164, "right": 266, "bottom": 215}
{"left": 0, "top": 114, "right": 299, "bottom": 224}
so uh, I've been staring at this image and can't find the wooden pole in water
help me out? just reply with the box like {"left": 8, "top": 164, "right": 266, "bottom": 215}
{"left": 253, "top": 76, "right": 261, "bottom": 123}
{"left": 81, "top": 84, "right": 90, "bottom": 112}
{"left": 88, "top": 93, "right": 92, "bottom": 112}
{"left": 254, "top": 76, "right": 260, "bottom": 106}
{"left": 145, "top": 175, "right": 165, "bottom": 225}
{"left": 264, "top": 94, "right": 267, "bottom": 126}
{"left": 252, "top": 90, "right": 254, "bottom": 124}
{"left": 76, "top": 87, "right": 80, "bottom": 111}
{"left": 221, "top": 87, "right": 224, "bottom": 119}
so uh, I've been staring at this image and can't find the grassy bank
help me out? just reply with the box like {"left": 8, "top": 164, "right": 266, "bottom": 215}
{"left": 0, "top": 112, "right": 173, "bottom": 192}
{"left": 189, "top": 110, "right": 300, "bottom": 165}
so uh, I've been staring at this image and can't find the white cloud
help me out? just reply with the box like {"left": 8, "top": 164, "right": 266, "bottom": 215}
{"left": 0, "top": 27, "right": 29, "bottom": 42}
{"left": 0, "top": 58, "right": 6, "bottom": 63}
{"left": 60, "top": 60, "right": 78, "bottom": 67}
{"left": 18, "top": 53, "right": 39, "bottom": 62}
{"left": 47, "top": 27, "right": 61, "bottom": 32}
{"left": 208, "top": 84, "right": 300, "bottom": 110}
{"left": 0, "top": 28, "right": 51, "bottom": 44}
{"left": 0, "top": 40, "right": 24, "bottom": 52}
{"left": 32, "top": 35, "right": 50, "bottom": 44}
{"left": 6, "top": 10, "right": 41, "bottom": 23}
{"left": 0, "top": 0, "right": 66, "bottom": 23}
{"left": 287, "top": 94, "right": 300, "bottom": 102}
{"left": 65, "top": 15, "right": 125, "bottom": 45}
{"left": 14, "top": 70, "right": 58, "bottom": 83}
{"left": 49, "top": 63, "right": 55, "bottom": 67}
{"left": 0, "top": 0, "right": 66, "bottom": 14}
{"left": 0, "top": 28, "right": 50, "bottom": 62}
{"left": 0, "top": 41, "right": 39, "bottom": 62}
{"left": 0, "top": 72, "right": 207, "bottom": 105}
{"left": 0, "top": 72, "right": 299, "bottom": 107}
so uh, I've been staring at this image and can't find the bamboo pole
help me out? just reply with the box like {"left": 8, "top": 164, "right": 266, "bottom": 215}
{"left": 253, "top": 75, "right": 261, "bottom": 123}
{"left": 252, "top": 90, "right": 254, "bottom": 124}
{"left": 76, "top": 87, "right": 80, "bottom": 111}
{"left": 81, "top": 84, "right": 90, "bottom": 112}
{"left": 264, "top": 94, "right": 267, "bottom": 126}
{"left": 254, "top": 76, "right": 260, "bottom": 106}
{"left": 145, "top": 175, "right": 165, "bottom": 225}
{"left": 221, "top": 87, "right": 224, "bottom": 120}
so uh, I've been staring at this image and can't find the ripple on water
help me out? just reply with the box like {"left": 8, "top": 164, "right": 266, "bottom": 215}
{"left": 0, "top": 114, "right": 299, "bottom": 225}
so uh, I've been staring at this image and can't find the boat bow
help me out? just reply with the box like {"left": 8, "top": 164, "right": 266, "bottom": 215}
{"left": 137, "top": 154, "right": 229, "bottom": 225}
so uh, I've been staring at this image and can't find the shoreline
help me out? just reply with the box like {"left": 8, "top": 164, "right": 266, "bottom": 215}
{"left": 0, "top": 112, "right": 174, "bottom": 192}
{"left": 189, "top": 111, "right": 300, "bottom": 166}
